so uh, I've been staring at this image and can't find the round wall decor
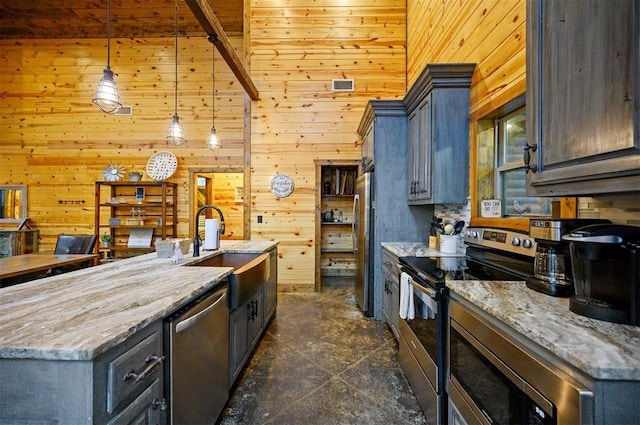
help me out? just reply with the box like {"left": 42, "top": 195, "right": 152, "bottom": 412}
{"left": 146, "top": 151, "right": 178, "bottom": 181}
{"left": 103, "top": 163, "right": 126, "bottom": 181}
{"left": 270, "top": 173, "right": 294, "bottom": 198}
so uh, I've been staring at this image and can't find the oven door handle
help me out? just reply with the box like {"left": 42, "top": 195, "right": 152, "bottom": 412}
{"left": 398, "top": 264, "right": 440, "bottom": 290}
{"left": 409, "top": 277, "right": 437, "bottom": 299}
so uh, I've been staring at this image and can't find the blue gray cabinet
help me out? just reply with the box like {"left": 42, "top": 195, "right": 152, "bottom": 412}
{"left": 357, "top": 101, "right": 432, "bottom": 320}
{"left": 404, "top": 63, "right": 475, "bottom": 205}
{"left": 526, "top": 0, "right": 640, "bottom": 196}
{"left": 0, "top": 321, "right": 164, "bottom": 424}
{"left": 229, "top": 247, "right": 277, "bottom": 386}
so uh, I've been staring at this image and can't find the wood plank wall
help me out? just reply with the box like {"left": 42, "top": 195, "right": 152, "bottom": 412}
{"left": 0, "top": 36, "right": 246, "bottom": 250}
{"left": 248, "top": 0, "right": 407, "bottom": 292}
{"left": 1, "top": 0, "right": 525, "bottom": 293}
{"left": 407, "top": 0, "right": 526, "bottom": 121}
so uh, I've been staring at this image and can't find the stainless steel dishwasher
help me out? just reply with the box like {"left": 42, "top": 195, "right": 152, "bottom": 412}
{"left": 164, "top": 284, "right": 229, "bottom": 425}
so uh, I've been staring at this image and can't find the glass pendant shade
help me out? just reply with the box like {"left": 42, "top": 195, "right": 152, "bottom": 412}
{"left": 167, "top": 114, "right": 186, "bottom": 145}
{"left": 207, "top": 127, "right": 220, "bottom": 150}
{"left": 93, "top": 66, "right": 122, "bottom": 113}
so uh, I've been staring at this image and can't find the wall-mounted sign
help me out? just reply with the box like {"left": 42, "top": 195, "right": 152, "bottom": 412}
{"left": 481, "top": 199, "right": 502, "bottom": 217}
{"left": 270, "top": 173, "right": 294, "bottom": 198}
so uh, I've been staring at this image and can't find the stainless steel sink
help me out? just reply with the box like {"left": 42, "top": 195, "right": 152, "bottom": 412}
{"left": 188, "top": 252, "right": 269, "bottom": 309}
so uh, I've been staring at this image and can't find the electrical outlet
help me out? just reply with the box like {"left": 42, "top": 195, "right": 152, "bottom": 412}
{"left": 257, "top": 215, "right": 263, "bottom": 223}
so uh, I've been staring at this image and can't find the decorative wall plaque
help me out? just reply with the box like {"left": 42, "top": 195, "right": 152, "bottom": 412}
{"left": 270, "top": 173, "right": 294, "bottom": 198}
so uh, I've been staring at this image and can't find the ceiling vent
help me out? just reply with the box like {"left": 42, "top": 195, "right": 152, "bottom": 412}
{"left": 332, "top": 79, "right": 354, "bottom": 92}
{"left": 115, "top": 105, "right": 133, "bottom": 116}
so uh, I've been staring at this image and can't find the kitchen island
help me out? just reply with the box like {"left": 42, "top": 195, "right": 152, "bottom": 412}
{"left": 0, "top": 239, "right": 277, "bottom": 424}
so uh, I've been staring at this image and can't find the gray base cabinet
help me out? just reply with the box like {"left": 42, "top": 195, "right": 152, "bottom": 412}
{"left": 382, "top": 248, "right": 400, "bottom": 340}
{"left": 526, "top": 0, "right": 640, "bottom": 196}
{"left": 229, "top": 287, "right": 264, "bottom": 385}
{"left": 0, "top": 321, "right": 164, "bottom": 425}
{"left": 229, "top": 247, "right": 277, "bottom": 387}
{"left": 404, "top": 63, "right": 475, "bottom": 205}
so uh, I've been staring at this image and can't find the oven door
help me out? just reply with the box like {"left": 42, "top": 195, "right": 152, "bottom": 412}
{"left": 402, "top": 277, "right": 441, "bottom": 390}
{"left": 448, "top": 302, "right": 559, "bottom": 425}
{"left": 398, "top": 271, "right": 447, "bottom": 424}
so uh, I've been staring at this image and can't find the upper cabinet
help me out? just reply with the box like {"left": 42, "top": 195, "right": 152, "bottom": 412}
{"left": 526, "top": 0, "right": 640, "bottom": 196}
{"left": 404, "top": 63, "right": 475, "bottom": 204}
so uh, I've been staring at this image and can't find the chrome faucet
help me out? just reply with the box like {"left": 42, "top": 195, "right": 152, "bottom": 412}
{"left": 193, "top": 205, "right": 226, "bottom": 257}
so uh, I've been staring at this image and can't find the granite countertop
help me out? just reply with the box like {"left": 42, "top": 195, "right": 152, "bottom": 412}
{"left": 382, "top": 242, "right": 640, "bottom": 381}
{"left": 447, "top": 280, "right": 640, "bottom": 381}
{"left": 381, "top": 242, "right": 465, "bottom": 258}
{"left": 0, "top": 240, "right": 277, "bottom": 361}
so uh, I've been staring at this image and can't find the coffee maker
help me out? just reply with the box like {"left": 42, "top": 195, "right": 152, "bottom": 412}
{"left": 563, "top": 224, "right": 640, "bottom": 326}
{"left": 526, "top": 219, "right": 610, "bottom": 297}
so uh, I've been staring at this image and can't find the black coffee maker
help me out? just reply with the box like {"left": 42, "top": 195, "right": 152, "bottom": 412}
{"left": 526, "top": 219, "right": 610, "bottom": 297}
{"left": 563, "top": 224, "right": 640, "bottom": 326}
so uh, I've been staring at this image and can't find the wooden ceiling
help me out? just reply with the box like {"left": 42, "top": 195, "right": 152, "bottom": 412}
{"left": 0, "top": 0, "right": 244, "bottom": 39}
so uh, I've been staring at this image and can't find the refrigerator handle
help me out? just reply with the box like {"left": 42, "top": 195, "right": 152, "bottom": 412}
{"left": 352, "top": 194, "right": 359, "bottom": 253}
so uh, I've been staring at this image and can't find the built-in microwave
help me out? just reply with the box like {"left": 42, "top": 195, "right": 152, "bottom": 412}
{"left": 448, "top": 299, "right": 593, "bottom": 425}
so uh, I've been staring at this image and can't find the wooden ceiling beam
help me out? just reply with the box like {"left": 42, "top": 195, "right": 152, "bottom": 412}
{"left": 184, "top": 0, "right": 259, "bottom": 101}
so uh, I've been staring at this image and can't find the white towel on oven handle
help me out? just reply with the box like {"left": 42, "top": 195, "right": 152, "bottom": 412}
{"left": 414, "top": 288, "right": 437, "bottom": 319}
{"left": 399, "top": 272, "right": 415, "bottom": 320}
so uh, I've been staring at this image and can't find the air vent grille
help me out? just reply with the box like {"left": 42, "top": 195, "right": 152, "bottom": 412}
{"left": 332, "top": 79, "right": 354, "bottom": 92}
{"left": 115, "top": 105, "right": 133, "bottom": 116}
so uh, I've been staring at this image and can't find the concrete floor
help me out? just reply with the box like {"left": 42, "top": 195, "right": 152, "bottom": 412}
{"left": 219, "top": 277, "right": 427, "bottom": 424}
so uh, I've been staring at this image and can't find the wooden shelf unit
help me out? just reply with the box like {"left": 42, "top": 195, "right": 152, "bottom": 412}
{"left": 95, "top": 181, "right": 177, "bottom": 259}
{"left": 316, "top": 162, "right": 359, "bottom": 281}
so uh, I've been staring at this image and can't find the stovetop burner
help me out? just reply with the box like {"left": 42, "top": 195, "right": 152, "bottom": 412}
{"left": 399, "top": 256, "right": 467, "bottom": 289}
{"left": 401, "top": 227, "right": 537, "bottom": 287}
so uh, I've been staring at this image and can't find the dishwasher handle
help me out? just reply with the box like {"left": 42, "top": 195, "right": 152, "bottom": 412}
{"left": 175, "top": 289, "right": 227, "bottom": 334}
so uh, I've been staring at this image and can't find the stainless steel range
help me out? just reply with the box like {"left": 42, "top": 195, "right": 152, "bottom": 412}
{"left": 398, "top": 227, "right": 536, "bottom": 424}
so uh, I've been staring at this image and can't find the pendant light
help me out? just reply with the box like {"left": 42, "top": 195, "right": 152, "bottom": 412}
{"left": 92, "top": 0, "right": 122, "bottom": 113}
{"left": 206, "top": 35, "right": 221, "bottom": 150}
{"left": 167, "top": 0, "right": 186, "bottom": 145}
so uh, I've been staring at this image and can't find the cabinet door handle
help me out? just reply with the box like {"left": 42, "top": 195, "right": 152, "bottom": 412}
{"left": 151, "top": 397, "right": 168, "bottom": 411}
{"left": 248, "top": 299, "right": 259, "bottom": 321}
{"left": 123, "top": 354, "right": 164, "bottom": 384}
{"left": 523, "top": 143, "right": 538, "bottom": 174}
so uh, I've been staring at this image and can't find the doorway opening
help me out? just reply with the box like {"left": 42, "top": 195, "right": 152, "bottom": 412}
{"left": 189, "top": 168, "right": 247, "bottom": 241}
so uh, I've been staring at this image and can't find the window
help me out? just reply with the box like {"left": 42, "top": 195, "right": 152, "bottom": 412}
{"left": 476, "top": 99, "right": 555, "bottom": 218}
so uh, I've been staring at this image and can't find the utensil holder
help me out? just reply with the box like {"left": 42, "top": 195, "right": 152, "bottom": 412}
{"left": 440, "top": 234, "right": 458, "bottom": 254}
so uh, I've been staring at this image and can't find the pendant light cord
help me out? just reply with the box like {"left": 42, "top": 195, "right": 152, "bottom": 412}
{"left": 106, "top": 0, "right": 111, "bottom": 68}
{"left": 174, "top": 0, "right": 178, "bottom": 115}
{"left": 208, "top": 35, "right": 218, "bottom": 128}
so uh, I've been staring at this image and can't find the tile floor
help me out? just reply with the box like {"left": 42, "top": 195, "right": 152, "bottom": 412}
{"left": 219, "top": 277, "right": 427, "bottom": 425}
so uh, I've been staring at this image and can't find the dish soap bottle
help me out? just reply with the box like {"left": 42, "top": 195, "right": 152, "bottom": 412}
{"left": 171, "top": 241, "right": 183, "bottom": 264}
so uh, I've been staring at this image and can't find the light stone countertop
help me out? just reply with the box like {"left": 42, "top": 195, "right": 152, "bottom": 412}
{"left": 381, "top": 242, "right": 465, "bottom": 258}
{"left": 0, "top": 240, "right": 277, "bottom": 361}
{"left": 447, "top": 280, "right": 640, "bottom": 381}
{"left": 380, "top": 243, "right": 640, "bottom": 381}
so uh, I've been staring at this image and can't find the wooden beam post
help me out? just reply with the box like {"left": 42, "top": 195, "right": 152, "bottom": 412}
{"left": 184, "top": 0, "right": 259, "bottom": 101}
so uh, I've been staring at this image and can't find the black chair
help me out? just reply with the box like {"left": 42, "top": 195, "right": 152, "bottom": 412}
{"left": 51, "top": 234, "right": 97, "bottom": 275}
{"left": 54, "top": 234, "right": 97, "bottom": 255}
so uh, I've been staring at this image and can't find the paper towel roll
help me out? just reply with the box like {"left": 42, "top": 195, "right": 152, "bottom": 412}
{"left": 204, "top": 219, "right": 220, "bottom": 250}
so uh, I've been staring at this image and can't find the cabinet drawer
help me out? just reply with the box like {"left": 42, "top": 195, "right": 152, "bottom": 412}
{"left": 107, "top": 330, "right": 163, "bottom": 414}
{"left": 382, "top": 251, "right": 400, "bottom": 281}
{"left": 107, "top": 378, "right": 162, "bottom": 425}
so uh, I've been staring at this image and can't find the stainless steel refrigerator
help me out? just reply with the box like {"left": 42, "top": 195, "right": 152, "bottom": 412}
{"left": 354, "top": 171, "right": 374, "bottom": 316}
